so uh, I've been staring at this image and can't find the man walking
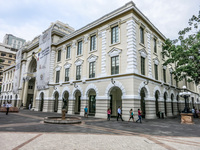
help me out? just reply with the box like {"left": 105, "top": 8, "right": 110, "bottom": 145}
{"left": 6, "top": 102, "right": 12, "bottom": 115}
{"left": 117, "top": 106, "right": 124, "bottom": 121}
{"left": 136, "top": 109, "right": 142, "bottom": 123}
{"left": 84, "top": 106, "right": 88, "bottom": 118}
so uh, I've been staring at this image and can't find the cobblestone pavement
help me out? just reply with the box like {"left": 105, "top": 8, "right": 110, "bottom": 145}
{"left": 0, "top": 110, "right": 200, "bottom": 150}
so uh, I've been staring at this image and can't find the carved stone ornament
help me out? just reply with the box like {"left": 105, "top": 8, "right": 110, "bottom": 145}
{"left": 75, "top": 58, "right": 84, "bottom": 66}
{"left": 87, "top": 54, "right": 98, "bottom": 63}
{"left": 64, "top": 62, "right": 72, "bottom": 69}
{"left": 163, "top": 65, "right": 167, "bottom": 70}
{"left": 108, "top": 47, "right": 122, "bottom": 57}
{"left": 139, "top": 48, "right": 148, "bottom": 58}
{"left": 153, "top": 57, "right": 159, "bottom": 65}
{"left": 55, "top": 65, "right": 62, "bottom": 71}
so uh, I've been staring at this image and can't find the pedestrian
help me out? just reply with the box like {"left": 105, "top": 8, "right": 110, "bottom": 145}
{"left": 6, "top": 102, "right": 12, "bottom": 115}
{"left": 117, "top": 106, "right": 124, "bottom": 121}
{"left": 192, "top": 107, "right": 195, "bottom": 118}
{"left": 29, "top": 103, "right": 32, "bottom": 110}
{"left": 128, "top": 108, "right": 134, "bottom": 122}
{"left": 136, "top": 109, "right": 142, "bottom": 123}
{"left": 84, "top": 106, "right": 88, "bottom": 118}
{"left": 107, "top": 108, "right": 111, "bottom": 121}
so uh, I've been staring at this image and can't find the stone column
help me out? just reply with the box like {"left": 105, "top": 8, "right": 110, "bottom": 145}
{"left": 122, "top": 96, "right": 134, "bottom": 121}
{"left": 80, "top": 97, "right": 88, "bottom": 116}
{"left": 173, "top": 101, "right": 178, "bottom": 115}
{"left": 166, "top": 98, "right": 173, "bottom": 116}
{"left": 145, "top": 98, "right": 157, "bottom": 119}
{"left": 22, "top": 77, "right": 30, "bottom": 108}
{"left": 57, "top": 98, "right": 63, "bottom": 114}
{"left": 95, "top": 97, "right": 109, "bottom": 119}
{"left": 68, "top": 98, "right": 75, "bottom": 114}
{"left": 32, "top": 82, "right": 37, "bottom": 109}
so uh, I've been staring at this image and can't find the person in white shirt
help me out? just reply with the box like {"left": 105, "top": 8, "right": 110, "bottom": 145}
{"left": 6, "top": 102, "right": 12, "bottom": 115}
{"left": 117, "top": 106, "right": 124, "bottom": 121}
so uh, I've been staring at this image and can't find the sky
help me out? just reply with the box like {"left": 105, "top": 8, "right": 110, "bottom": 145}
{"left": 0, "top": 0, "right": 199, "bottom": 43}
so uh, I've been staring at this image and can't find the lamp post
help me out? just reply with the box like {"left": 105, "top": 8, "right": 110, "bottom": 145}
{"left": 179, "top": 85, "right": 191, "bottom": 113}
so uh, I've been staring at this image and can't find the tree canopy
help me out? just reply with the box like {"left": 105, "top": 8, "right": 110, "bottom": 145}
{"left": 163, "top": 11, "right": 200, "bottom": 85}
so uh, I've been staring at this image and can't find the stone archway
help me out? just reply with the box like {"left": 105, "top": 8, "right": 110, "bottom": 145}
{"left": 140, "top": 87, "right": 147, "bottom": 118}
{"left": 74, "top": 90, "right": 81, "bottom": 114}
{"left": 176, "top": 95, "right": 179, "bottom": 114}
{"left": 109, "top": 86, "right": 122, "bottom": 117}
{"left": 14, "top": 94, "right": 18, "bottom": 107}
{"left": 54, "top": 91, "right": 59, "bottom": 112}
{"left": 164, "top": 92, "right": 168, "bottom": 116}
{"left": 40, "top": 92, "right": 44, "bottom": 111}
{"left": 88, "top": 89, "right": 96, "bottom": 115}
{"left": 155, "top": 90, "right": 160, "bottom": 117}
{"left": 171, "top": 94, "right": 174, "bottom": 115}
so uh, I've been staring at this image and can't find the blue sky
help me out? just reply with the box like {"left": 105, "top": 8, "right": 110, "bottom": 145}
{"left": 0, "top": 0, "right": 199, "bottom": 42}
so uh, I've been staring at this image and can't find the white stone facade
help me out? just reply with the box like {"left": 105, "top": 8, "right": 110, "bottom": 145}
{"left": 0, "top": 2, "right": 199, "bottom": 120}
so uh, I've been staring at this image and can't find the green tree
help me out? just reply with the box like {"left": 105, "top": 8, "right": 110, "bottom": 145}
{"left": 163, "top": 11, "right": 200, "bottom": 85}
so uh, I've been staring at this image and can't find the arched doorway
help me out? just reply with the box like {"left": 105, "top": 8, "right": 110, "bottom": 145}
{"left": 155, "top": 90, "right": 159, "bottom": 117}
{"left": 40, "top": 92, "right": 44, "bottom": 111}
{"left": 171, "top": 94, "right": 174, "bottom": 115}
{"left": 109, "top": 87, "right": 122, "bottom": 117}
{"left": 10, "top": 95, "right": 12, "bottom": 104}
{"left": 140, "top": 88, "right": 146, "bottom": 118}
{"left": 74, "top": 90, "right": 81, "bottom": 114}
{"left": 63, "top": 91, "right": 69, "bottom": 112}
{"left": 88, "top": 89, "right": 96, "bottom": 115}
{"left": 54, "top": 92, "right": 59, "bottom": 112}
{"left": 14, "top": 95, "right": 17, "bottom": 107}
{"left": 164, "top": 92, "right": 167, "bottom": 116}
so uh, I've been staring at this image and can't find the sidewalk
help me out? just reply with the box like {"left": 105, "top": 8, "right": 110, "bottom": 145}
{"left": 0, "top": 110, "right": 200, "bottom": 150}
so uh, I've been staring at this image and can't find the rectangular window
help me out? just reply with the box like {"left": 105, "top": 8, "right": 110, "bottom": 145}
{"left": 9, "top": 54, "right": 12, "bottom": 58}
{"left": 170, "top": 73, "right": 173, "bottom": 85}
{"left": 141, "top": 57, "right": 145, "bottom": 75}
{"left": 65, "top": 68, "right": 69, "bottom": 82}
{"left": 0, "top": 72, "right": 2, "bottom": 75}
{"left": 76, "top": 65, "right": 81, "bottom": 80}
{"left": 89, "top": 62, "right": 95, "bottom": 78}
{"left": 56, "top": 70, "right": 60, "bottom": 83}
{"left": 1, "top": 53, "right": 6, "bottom": 56}
{"left": 90, "top": 35, "right": 96, "bottom": 51}
{"left": 57, "top": 50, "right": 61, "bottom": 62}
{"left": 154, "top": 38, "right": 157, "bottom": 53}
{"left": 111, "top": 26, "right": 119, "bottom": 44}
{"left": 77, "top": 41, "right": 82, "bottom": 55}
{"left": 66, "top": 46, "right": 71, "bottom": 59}
{"left": 162, "top": 45, "right": 165, "bottom": 59}
{"left": 111, "top": 56, "right": 119, "bottom": 75}
{"left": 140, "top": 27, "right": 144, "bottom": 44}
{"left": 163, "top": 69, "right": 166, "bottom": 83}
{"left": 8, "top": 61, "right": 11, "bottom": 64}
{"left": 154, "top": 64, "right": 158, "bottom": 80}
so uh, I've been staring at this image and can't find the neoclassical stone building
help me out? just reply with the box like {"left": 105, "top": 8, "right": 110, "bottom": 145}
{"left": 1, "top": 2, "right": 199, "bottom": 120}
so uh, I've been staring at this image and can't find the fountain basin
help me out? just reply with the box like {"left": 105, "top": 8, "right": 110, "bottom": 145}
{"left": 44, "top": 116, "right": 81, "bottom": 124}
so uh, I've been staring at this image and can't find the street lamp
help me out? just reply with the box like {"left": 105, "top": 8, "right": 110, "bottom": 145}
{"left": 179, "top": 85, "right": 191, "bottom": 113}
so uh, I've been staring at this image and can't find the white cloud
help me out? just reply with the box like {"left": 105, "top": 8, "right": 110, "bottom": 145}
{"left": 0, "top": 0, "right": 199, "bottom": 42}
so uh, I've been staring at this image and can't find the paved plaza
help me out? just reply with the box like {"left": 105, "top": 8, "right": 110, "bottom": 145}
{"left": 0, "top": 110, "right": 200, "bottom": 150}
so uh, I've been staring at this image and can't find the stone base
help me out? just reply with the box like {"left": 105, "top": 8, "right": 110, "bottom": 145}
{"left": 0, "top": 107, "right": 19, "bottom": 112}
{"left": 181, "top": 113, "right": 194, "bottom": 124}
